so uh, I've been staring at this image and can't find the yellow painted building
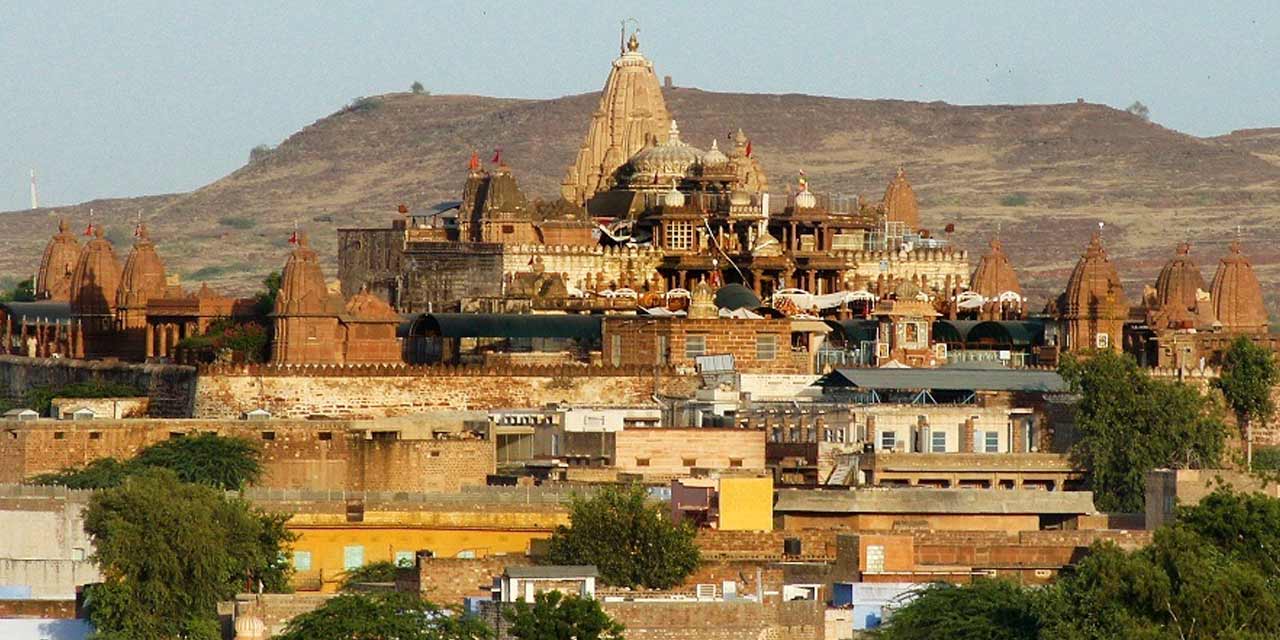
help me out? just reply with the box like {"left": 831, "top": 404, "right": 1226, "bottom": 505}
{"left": 284, "top": 506, "right": 569, "bottom": 592}
{"left": 718, "top": 477, "right": 774, "bottom": 532}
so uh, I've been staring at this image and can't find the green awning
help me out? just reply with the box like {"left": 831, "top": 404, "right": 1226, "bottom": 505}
{"left": 968, "top": 321, "right": 1046, "bottom": 347}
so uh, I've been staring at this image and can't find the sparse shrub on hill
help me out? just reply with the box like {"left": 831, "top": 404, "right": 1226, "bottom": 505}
{"left": 1127, "top": 100, "right": 1151, "bottom": 121}
{"left": 248, "top": 144, "right": 274, "bottom": 163}
{"left": 348, "top": 95, "right": 381, "bottom": 113}
{"left": 999, "top": 193, "right": 1029, "bottom": 207}
{"left": 218, "top": 215, "right": 257, "bottom": 229}
{"left": 410, "top": 81, "right": 427, "bottom": 95}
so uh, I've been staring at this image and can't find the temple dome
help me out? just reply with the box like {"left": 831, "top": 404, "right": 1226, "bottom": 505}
{"left": 881, "top": 167, "right": 920, "bottom": 230}
{"left": 663, "top": 185, "right": 686, "bottom": 208}
{"left": 701, "top": 139, "right": 729, "bottom": 167}
{"left": 35, "top": 220, "right": 81, "bottom": 301}
{"left": 117, "top": 224, "right": 168, "bottom": 310}
{"left": 970, "top": 237, "right": 1022, "bottom": 299}
{"left": 1154, "top": 242, "right": 1205, "bottom": 312}
{"left": 560, "top": 30, "right": 671, "bottom": 204}
{"left": 344, "top": 286, "right": 400, "bottom": 322}
{"left": 69, "top": 227, "right": 122, "bottom": 317}
{"left": 629, "top": 121, "right": 703, "bottom": 183}
{"left": 1061, "top": 233, "right": 1127, "bottom": 318}
{"left": 714, "top": 283, "right": 761, "bottom": 311}
{"left": 1210, "top": 241, "right": 1269, "bottom": 333}
{"left": 275, "top": 234, "right": 335, "bottom": 316}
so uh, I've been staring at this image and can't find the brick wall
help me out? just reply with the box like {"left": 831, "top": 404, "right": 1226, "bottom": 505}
{"left": 192, "top": 364, "right": 693, "bottom": 419}
{"left": 603, "top": 317, "right": 809, "bottom": 374}
{"left": 695, "top": 530, "right": 838, "bottom": 562}
{"left": 0, "top": 355, "right": 196, "bottom": 417}
{"left": 613, "top": 429, "right": 765, "bottom": 476}
{"left": 601, "top": 600, "right": 823, "bottom": 640}
{"left": 400, "top": 556, "right": 526, "bottom": 605}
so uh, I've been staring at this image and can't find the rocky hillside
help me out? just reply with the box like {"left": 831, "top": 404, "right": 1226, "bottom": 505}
{"left": 4, "top": 89, "right": 1280, "bottom": 312}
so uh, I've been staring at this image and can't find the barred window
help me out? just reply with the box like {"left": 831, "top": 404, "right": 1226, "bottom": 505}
{"left": 931, "top": 430, "right": 947, "bottom": 453}
{"left": 756, "top": 335, "right": 777, "bottom": 361}
{"left": 984, "top": 431, "right": 1000, "bottom": 453}
{"left": 666, "top": 221, "right": 694, "bottom": 250}
{"left": 685, "top": 335, "right": 707, "bottom": 358}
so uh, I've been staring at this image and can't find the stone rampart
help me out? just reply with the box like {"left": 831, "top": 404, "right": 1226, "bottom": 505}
{"left": 0, "top": 355, "right": 196, "bottom": 417}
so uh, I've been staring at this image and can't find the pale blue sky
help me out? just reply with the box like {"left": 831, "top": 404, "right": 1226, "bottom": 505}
{"left": 1, "top": 1, "right": 1277, "bottom": 212}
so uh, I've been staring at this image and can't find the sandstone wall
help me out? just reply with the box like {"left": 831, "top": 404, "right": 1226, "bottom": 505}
{"left": 192, "top": 364, "right": 692, "bottom": 419}
{"left": 503, "top": 244, "right": 665, "bottom": 290}
{"left": 0, "top": 355, "right": 196, "bottom": 417}
{"left": 601, "top": 600, "right": 824, "bottom": 640}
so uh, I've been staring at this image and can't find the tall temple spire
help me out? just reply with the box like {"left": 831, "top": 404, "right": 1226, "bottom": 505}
{"left": 560, "top": 25, "right": 672, "bottom": 205}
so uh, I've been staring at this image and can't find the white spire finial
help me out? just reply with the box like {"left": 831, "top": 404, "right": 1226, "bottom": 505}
{"left": 29, "top": 169, "right": 38, "bottom": 210}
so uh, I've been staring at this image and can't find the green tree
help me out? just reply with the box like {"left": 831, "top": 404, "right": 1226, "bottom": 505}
{"left": 873, "top": 579, "right": 1041, "bottom": 640}
{"left": 410, "top": 81, "right": 427, "bottom": 95}
{"left": 0, "top": 277, "right": 35, "bottom": 302}
{"left": 1062, "top": 351, "right": 1226, "bottom": 511}
{"left": 133, "top": 432, "right": 262, "bottom": 490}
{"left": 1213, "top": 336, "right": 1279, "bottom": 468}
{"left": 339, "top": 560, "right": 403, "bottom": 592}
{"left": 1175, "top": 487, "right": 1280, "bottom": 575}
{"left": 275, "top": 592, "right": 491, "bottom": 640}
{"left": 30, "top": 457, "right": 133, "bottom": 489}
{"left": 29, "top": 433, "right": 262, "bottom": 491}
{"left": 83, "top": 469, "right": 295, "bottom": 639}
{"left": 546, "top": 485, "right": 699, "bottom": 589}
{"left": 504, "top": 591, "right": 624, "bottom": 640}
{"left": 254, "top": 270, "right": 283, "bottom": 318}
{"left": 1127, "top": 100, "right": 1151, "bottom": 121}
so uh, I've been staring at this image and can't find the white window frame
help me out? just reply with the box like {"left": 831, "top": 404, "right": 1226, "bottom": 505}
{"left": 931, "top": 430, "right": 947, "bottom": 453}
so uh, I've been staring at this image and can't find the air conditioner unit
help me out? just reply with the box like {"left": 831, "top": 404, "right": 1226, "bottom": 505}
{"left": 695, "top": 584, "right": 717, "bottom": 600}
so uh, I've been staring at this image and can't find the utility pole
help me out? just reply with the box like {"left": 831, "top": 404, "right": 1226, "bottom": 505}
{"left": 29, "top": 169, "right": 39, "bottom": 210}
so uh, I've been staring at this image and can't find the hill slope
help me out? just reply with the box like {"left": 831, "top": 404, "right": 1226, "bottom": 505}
{"left": 4, "top": 89, "right": 1280, "bottom": 311}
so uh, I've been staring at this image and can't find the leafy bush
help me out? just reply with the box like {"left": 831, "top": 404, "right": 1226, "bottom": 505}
{"left": 248, "top": 144, "right": 274, "bottom": 163}
{"left": 176, "top": 319, "right": 270, "bottom": 363}
{"left": 218, "top": 216, "right": 257, "bottom": 230}
{"left": 410, "top": 81, "right": 427, "bottom": 95}
{"left": 28, "top": 433, "right": 262, "bottom": 491}
{"left": 1253, "top": 446, "right": 1280, "bottom": 471}
{"left": 999, "top": 193, "right": 1028, "bottom": 207}
{"left": 338, "top": 560, "right": 402, "bottom": 592}
{"left": 276, "top": 592, "right": 488, "bottom": 640}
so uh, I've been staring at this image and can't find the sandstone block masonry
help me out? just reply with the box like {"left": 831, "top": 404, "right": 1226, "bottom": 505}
{"left": 0, "top": 419, "right": 494, "bottom": 493}
{"left": 193, "top": 364, "right": 695, "bottom": 420}
{"left": 0, "top": 355, "right": 196, "bottom": 417}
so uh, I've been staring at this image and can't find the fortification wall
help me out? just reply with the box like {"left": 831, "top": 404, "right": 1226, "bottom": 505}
{"left": 601, "top": 600, "right": 824, "bottom": 640}
{"left": 192, "top": 364, "right": 692, "bottom": 419}
{"left": 0, "top": 355, "right": 196, "bottom": 417}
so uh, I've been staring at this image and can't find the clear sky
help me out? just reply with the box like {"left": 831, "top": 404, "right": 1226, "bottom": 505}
{"left": 1, "top": 1, "right": 1277, "bottom": 212}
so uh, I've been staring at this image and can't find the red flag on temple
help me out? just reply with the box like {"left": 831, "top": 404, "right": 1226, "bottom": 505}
{"left": 468, "top": 150, "right": 480, "bottom": 172}
{"left": 288, "top": 230, "right": 298, "bottom": 245}
{"left": 745, "top": 140, "right": 752, "bottom": 157}
{"left": 491, "top": 148, "right": 502, "bottom": 164}
{"left": 83, "top": 223, "right": 93, "bottom": 236}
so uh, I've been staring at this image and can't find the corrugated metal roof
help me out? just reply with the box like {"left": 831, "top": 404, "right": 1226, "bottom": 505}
{"left": 411, "top": 313, "right": 602, "bottom": 340}
{"left": 0, "top": 301, "right": 73, "bottom": 323}
{"left": 504, "top": 565, "right": 599, "bottom": 579}
{"left": 775, "top": 488, "right": 1095, "bottom": 515}
{"left": 823, "top": 367, "right": 1067, "bottom": 392}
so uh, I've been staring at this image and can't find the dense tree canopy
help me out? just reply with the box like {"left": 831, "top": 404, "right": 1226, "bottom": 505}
{"left": 877, "top": 489, "right": 1280, "bottom": 640}
{"left": 545, "top": 484, "right": 699, "bottom": 589}
{"left": 30, "top": 433, "right": 261, "bottom": 490}
{"left": 1214, "top": 336, "right": 1279, "bottom": 466}
{"left": 338, "top": 560, "right": 403, "bottom": 592}
{"left": 504, "top": 591, "right": 625, "bottom": 640}
{"left": 83, "top": 469, "right": 294, "bottom": 639}
{"left": 275, "top": 592, "right": 490, "bottom": 640}
{"left": 1061, "top": 351, "right": 1226, "bottom": 511}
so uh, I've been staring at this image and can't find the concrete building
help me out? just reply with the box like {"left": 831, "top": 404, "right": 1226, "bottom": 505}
{"left": 0, "top": 485, "right": 101, "bottom": 601}
{"left": 774, "top": 488, "right": 1098, "bottom": 533}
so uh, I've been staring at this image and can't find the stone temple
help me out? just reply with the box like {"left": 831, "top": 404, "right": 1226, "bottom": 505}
{"left": 339, "top": 28, "right": 970, "bottom": 314}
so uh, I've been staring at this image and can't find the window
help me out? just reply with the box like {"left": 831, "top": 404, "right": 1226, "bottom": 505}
{"left": 293, "top": 550, "right": 313, "bottom": 571}
{"left": 261, "top": 431, "right": 276, "bottom": 441}
{"left": 342, "top": 546, "right": 364, "bottom": 571}
{"left": 880, "top": 431, "right": 896, "bottom": 451}
{"left": 168, "top": 432, "right": 184, "bottom": 439}
{"left": 318, "top": 431, "right": 332, "bottom": 441}
{"left": 755, "top": 335, "right": 777, "bottom": 361}
{"left": 984, "top": 431, "right": 1000, "bottom": 453}
{"left": 394, "top": 551, "right": 415, "bottom": 567}
{"left": 685, "top": 335, "right": 707, "bottom": 358}
{"left": 53, "top": 432, "right": 65, "bottom": 440}
{"left": 866, "top": 545, "right": 886, "bottom": 573}
{"left": 429, "top": 450, "right": 441, "bottom": 457}
{"left": 665, "top": 220, "right": 694, "bottom": 250}
{"left": 635, "top": 458, "right": 650, "bottom": 467}
{"left": 682, "top": 457, "right": 697, "bottom": 467}
{"left": 729, "top": 458, "right": 743, "bottom": 468}
{"left": 502, "top": 224, "right": 515, "bottom": 234}
{"left": 931, "top": 430, "right": 947, "bottom": 453}
{"left": 89, "top": 432, "right": 101, "bottom": 440}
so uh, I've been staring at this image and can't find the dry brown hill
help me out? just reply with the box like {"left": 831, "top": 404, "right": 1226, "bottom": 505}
{"left": 4, "top": 89, "right": 1280, "bottom": 313}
